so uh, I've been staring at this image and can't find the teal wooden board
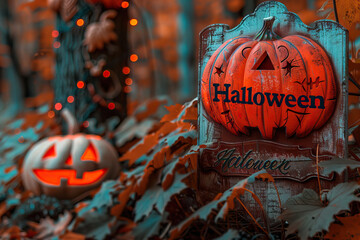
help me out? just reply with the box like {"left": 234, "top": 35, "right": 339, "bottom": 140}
{"left": 197, "top": 1, "right": 349, "bottom": 221}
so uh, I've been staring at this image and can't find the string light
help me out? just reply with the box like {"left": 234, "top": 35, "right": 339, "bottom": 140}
{"left": 48, "top": 111, "right": 55, "bottom": 118}
{"left": 130, "top": 54, "right": 138, "bottom": 62}
{"left": 125, "top": 78, "right": 133, "bottom": 85}
{"left": 83, "top": 121, "right": 89, "bottom": 128}
{"left": 130, "top": 19, "right": 138, "bottom": 26}
{"left": 103, "top": 70, "right": 111, "bottom": 78}
{"left": 18, "top": 136, "right": 24, "bottom": 143}
{"left": 108, "top": 102, "right": 116, "bottom": 110}
{"left": 124, "top": 86, "right": 132, "bottom": 93}
{"left": 55, "top": 103, "right": 62, "bottom": 111}
{"left": 121, "top": 1, "right": 129, "bottom": 8}
{"left": 52, "top": 30, "right": 59, "bottom": 38}
{"left": 122, "top": 67, "right": 130, "bottom": 75}
{"left": 77, "top": 81, "right": 85, "bottom": 89}
{"left": 53, "top": 41, "right": 61, "bottom": 48}
{"left": 67, "top": 96, "right": 75, "bottom": 103}
{"left": 76, "top": 19, "right": 85, "bottom": 27}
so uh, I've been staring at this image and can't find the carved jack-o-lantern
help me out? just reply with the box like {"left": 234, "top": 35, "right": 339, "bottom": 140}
{"left": 22, "top": 111, "right": 120, "bottom": 199}
{"left": 201, "top": 17, "right": 337, "bottom": 139}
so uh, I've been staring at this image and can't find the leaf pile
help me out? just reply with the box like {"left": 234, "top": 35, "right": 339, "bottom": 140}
{"left": 2, "top": 97, "right": 360, "bottom": 239}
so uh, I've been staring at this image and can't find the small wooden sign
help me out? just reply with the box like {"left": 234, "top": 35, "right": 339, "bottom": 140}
{"left": 197, "top": 1, "right": 348, "bottom": 220}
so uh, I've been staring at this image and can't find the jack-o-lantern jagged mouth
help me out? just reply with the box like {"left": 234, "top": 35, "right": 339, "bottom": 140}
{"left": 33, "top": 169, "right": 108, "bottom": 186}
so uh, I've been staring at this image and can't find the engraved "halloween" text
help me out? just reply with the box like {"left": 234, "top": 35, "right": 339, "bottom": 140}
{"left": 214, "top": 148, "right": 291, "bottom": 174}
{"left": 212, "top": 84, "right": 325, "bottom": 109}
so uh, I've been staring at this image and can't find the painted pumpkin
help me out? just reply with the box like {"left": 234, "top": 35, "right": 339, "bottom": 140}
{"left": 22, "top": 134, "right": 120, "bottom": 199}
{"left": 201, "top": 16, "right": 337, "bottom": 139}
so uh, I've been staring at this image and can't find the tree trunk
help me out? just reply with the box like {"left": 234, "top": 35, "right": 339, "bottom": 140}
{"left": 53, "top": 0, "right": 127, "bottom": 127}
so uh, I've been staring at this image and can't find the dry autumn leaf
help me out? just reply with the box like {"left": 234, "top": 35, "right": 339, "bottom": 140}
{"left": 318, "top": 0, "right": 360, "bottom": 40}
{"left": 281, "top": 182, "right": 360, "bottom": 240}
{"left": 161, "top": 104, "right": 184, "bottom": 122}
{"left": 84, "top": 10, "right": 118, "bottom": 52}
{"left": 169, "top": 170, "right": 269, "bottom": 240}
{"left": 325, "top": 214, "right": 360, "bottom": 240}
{"left": 119, "top": 133, "right": 159, "bottom": 166}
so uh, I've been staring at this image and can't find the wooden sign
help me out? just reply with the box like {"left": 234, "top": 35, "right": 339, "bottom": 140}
{"left": 197, "top": 1, "right": 348, "bottom": 220}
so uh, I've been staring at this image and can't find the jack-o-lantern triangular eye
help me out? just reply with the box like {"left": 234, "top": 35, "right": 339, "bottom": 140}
{"left": 43, "top": 145, "right": 56, "bottom": 160}
{"left": 81, "top": 143, "right": 98, "bottom": 162}
{"left": 252, "top": 51, "right": 275, "bottom": 70}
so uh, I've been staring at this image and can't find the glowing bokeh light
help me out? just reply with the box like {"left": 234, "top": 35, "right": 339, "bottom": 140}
{"left": 77, "top": 81, "right": 85, "bottom": 89}
{"left": 130, "top": 19, "right": 138, "bottom": 26}
{"left": 103, "top": 70, "right": 111, "bottom": 78}
{"left": 55, "top": 103, "right": 62, "bottom": 111}
{"left": 122, "top": 67, "right": 130, "bottom": 75}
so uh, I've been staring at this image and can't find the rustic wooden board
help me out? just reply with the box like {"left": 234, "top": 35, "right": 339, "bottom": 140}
{"left": 197, "top": 1, "right": 349, "bottom": 221}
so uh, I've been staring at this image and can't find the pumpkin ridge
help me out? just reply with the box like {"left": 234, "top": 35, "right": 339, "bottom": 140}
{"left": 286, "top": 36, "right": 336, "bottom": 137}
{"left": 208, "top": 37, "right": 247, "bottom": 102}
{"left": 207, "top": 37, "right": 252, "bottom": 132}
{"left": 224, "top": 41, "right": 257, "bottom": 134}
{"left": 229, "top": 41, "right": 259, "bottom": 134}
{"left": 280, "top": 38, "right": 309, "bottom": 137}
{"left": 313, "top": 50, "right": 336, "bottom": 131}
{"left": 273, "top": 41, "right": 286, "bottom": 129}
{"left": 307, "top": 56, "right": 329, "bottom": 134}
{"left": 206, "top": 36, "right": 245, "bottom": 124}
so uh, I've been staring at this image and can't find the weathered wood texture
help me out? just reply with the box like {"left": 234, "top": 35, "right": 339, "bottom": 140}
{"left": 197, "top": 1, "right": 348, "bottom": 221}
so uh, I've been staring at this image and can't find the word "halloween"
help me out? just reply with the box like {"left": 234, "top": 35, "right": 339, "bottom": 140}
{"left": 214, "top": 148, "right": 291, "bottom": 174}
{"left": 212, "top": 84, "right": 325, "bottom": 109}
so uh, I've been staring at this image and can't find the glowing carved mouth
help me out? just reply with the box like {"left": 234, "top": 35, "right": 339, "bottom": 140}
{"left": 33, "top": 169, "right": 108, "bottom": 186}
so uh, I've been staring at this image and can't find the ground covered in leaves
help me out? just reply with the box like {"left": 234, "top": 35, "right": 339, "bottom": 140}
{"left": 1, "top": 95, "right": 360, "bottom": 240}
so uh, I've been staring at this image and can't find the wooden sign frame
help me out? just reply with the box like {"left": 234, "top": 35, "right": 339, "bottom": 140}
{"left": 197, "top": 1, "right": 348, "bottom": 220}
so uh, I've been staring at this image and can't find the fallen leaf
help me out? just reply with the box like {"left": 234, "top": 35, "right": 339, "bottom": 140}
{"left": 214, "top": 229, "right": 240, "bottom": 240}
{"left": 280, "top": 182, "right": 360, "bottom": 240}
{"left": 119, "top": 133, "right": 159, "bottom": 166}
{"left": 169, "top": 170, "right": 268, "bottom": 239}
{"left": 132, "top": 211, "right": 167, "bottom": 240}
{"left": 135, "top": 173, "right": 190, "bottom": 222}
{"left": 78, "top": 180, "right": 121, "bottom": 216}
{"left": 134, "top": 97, "right": 170, "bottom": 122}
{"left": 216, "top": 172, "right": 274, "bottom": 221}
{"left": 111, "top": 184, "right": 134, "bottom": 217}
{"left": 28, "top": 211, "right": 72, "bottom": 239}
{"left": 161, "top": 104, "right": 184, "bottom": 122}
{"left": 325, "top": 214, "right": 360, "bottom": 239}
{"left": 162, "top": 153, "right": 197, "bottom": 191}
{"left": 25, "top": 92, "right": 53, "bottom": 108}
{"left": 84, "top": 10, "right": 118, "bottom": 52}
{"left": 318, "top": 157, "right": 360, "bottom": 175}
{"left": 114, "top": 117, "right": 156, "bottom": 147}
{"left": 73, "top": 208, "right": 115, "bottom": 240}
{"left": 60, "top": 232, "right": 86, "bottom": 240}
{"left": 318, "top": 0, "right": 360, "bottom": 40}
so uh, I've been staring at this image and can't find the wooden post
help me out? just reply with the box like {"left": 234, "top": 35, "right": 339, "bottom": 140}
{"left": 197, "top": 1, "right": 348, "bottom": 221}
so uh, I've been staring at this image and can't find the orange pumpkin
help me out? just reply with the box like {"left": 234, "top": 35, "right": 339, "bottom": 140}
{"left": 22, "top": 134, "right": 120, "bottom": 199}
{"left": 201, "top": 16, "right": 337, "bottom": 139}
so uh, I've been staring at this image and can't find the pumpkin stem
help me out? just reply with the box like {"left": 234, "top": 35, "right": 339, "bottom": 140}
{"left": 255, "top": 16, "right": 280, "bottom": 41}
{"left": 61, "top": 108, "right": 79, "bottom": 135}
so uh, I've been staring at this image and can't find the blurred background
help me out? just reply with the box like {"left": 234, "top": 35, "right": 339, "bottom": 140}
{"left": 0, "top": 0, "right": 359, "bottom": 132}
